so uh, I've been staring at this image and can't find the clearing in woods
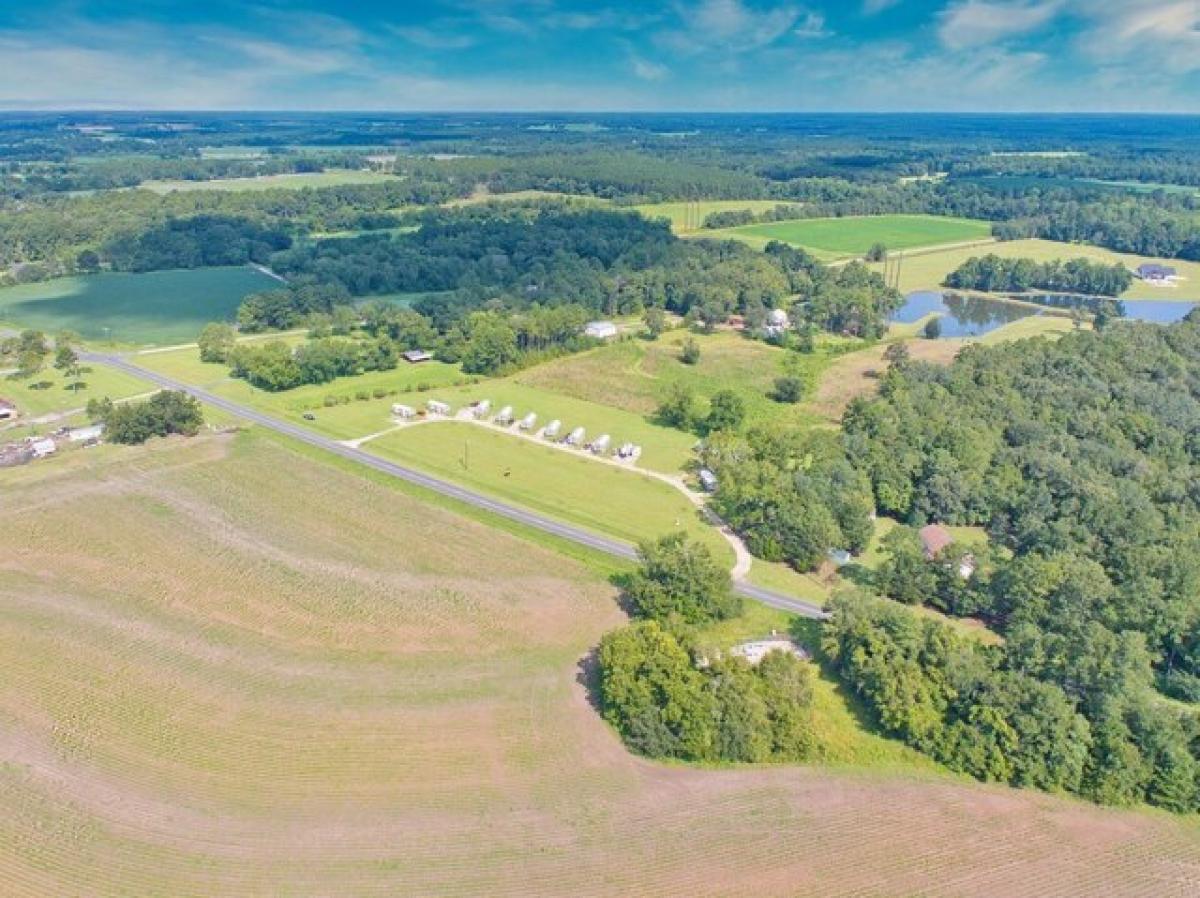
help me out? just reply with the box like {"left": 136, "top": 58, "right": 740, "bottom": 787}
{"left": 634, "top": 200, "right": 803, "bottom": 233}
{"left": 703, "top": 214, "right": 994, "bottom": 259}
{"left": 138, "top": 170, "right": 399, "bottom": 193}
{"left": 2, "top": 431, "right": 1198, "bottom": 897}
{"left": 0, "top": 267, "right": 280, "bottom": 345}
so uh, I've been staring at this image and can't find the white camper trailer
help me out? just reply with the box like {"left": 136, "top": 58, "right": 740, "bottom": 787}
{"left": 518, "top": 411, "right": 537, "bottom": 431}
{"left": 564, "top": 426, "right": 586, "bottom": 447}
{"left": 543, "top": 419, "right": 562, "bottom": 439}
{"left": 472, "top": 399, "right": 492, "bottom": 419}
{"left": 590, "top": 434, "right": 611, "bottom": 454}
{"left": 391, "top": 403, "right": 416, "bottom": 419}
{"left": 495, "top": 405, "right": 515, "bottom": 425}
{"left": 426, "top": 400, "right": 451, "bottom": 416}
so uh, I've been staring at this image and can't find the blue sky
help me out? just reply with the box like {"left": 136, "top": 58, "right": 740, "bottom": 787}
{"left": 1, "top": 1, "right": 1198, "bottom": 111}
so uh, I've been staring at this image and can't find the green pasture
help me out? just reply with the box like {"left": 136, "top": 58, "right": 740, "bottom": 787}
{"left": 706, "top": 214, "right": 994, "bottom": 259}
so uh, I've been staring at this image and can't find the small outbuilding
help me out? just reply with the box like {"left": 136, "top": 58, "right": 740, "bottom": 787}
{"left": 402, "top": 349, "right": 432, "bottom": 363}
{"left": 66, "top": 424, "right": 104, "bottom": 443}
{"left": 919, "top": 523, "right": 954, "bottom": 559}
{"left": 698, "top": 468, "right": 718, "bottom": 492}
{"left": 1137, "top": 263, "right": 1178, "bottom": 282}
{"left": 583, "top": 320, "right": 619, "bottom": 340}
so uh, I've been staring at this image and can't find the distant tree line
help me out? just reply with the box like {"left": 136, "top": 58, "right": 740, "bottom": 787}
{"left": 944, "top": 254, "right": 1134, "bottom": 297}
{"left": 87, "top": 391, "right": 204, "bottom": 444}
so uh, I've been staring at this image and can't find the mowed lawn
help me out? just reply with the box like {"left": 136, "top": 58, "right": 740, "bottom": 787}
{"left": 706, "top": 214, "right": 994, "bottom": 259}
{"left": 0, "top": 267, "right": 280, "bottom": 345}
{"left": 868, "top": 237, "right": 1200, "bottom": 300}
{"left": 368, "top": 421, "right": 731, "bottom": 562}
{"left": 138, "top": 170, "right": 399, "bottom": 193}
{"left": 634, "top": 199, "right": 802, "bottom": 233}
{"left": 1, "top": 362, "right": 153, "bottom": 418}
{"left": 2, "top": 432, "right": 1196, "bottom": 896}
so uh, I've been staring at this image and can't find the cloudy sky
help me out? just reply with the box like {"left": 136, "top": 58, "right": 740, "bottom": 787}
{"left": 0, "top": 0, "right": 1198, "bottom": 111}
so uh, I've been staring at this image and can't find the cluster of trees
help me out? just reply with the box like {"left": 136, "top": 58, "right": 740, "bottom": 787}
{"left": 765, "top": 244, "right": 903, "bottom": 339}
{"left": 104, "top": 215, "right": 292, "bottom": 272}
{"left": 944, "top": 254, "right": 1134, "bottom": 297}
{"left": 701, "top": 427, "right": 874, "bottom": 572}
{"left": 825, "top": 592, "right": 1198, "bottom": 811}
{"left": 597, "top": 533, "right": 817, "bottom": 763}
{"left": 236, "top": 284, "right": 352, "bottom": 332}
{"left": 1, "top": 329, "right": 51, "bottom": 379}
{"left": 829, "top": 320, "right": 1200, "bottom": 811}
{"left": 87, "top": 391, "right": 204, "bottom": 444}
{"left": 656, "top": 385, "right": 746, "bottom": 436}
{"left": 225, "top": 336, "right": 398, "bottom": 391}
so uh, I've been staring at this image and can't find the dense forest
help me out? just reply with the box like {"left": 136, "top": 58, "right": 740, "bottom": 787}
{"left": 807, "top": 320, "right": 1200, "bottom": 811}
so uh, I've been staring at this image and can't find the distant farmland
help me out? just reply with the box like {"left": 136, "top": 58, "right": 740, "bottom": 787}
{"left": 0, "top": 266, "right": 279, "bottom": 345}
{"left": 634, "top": 199, "right": 801, "bottom": 233}
{"left": 707, "top": 214, "right": 994, "bottom": 259}
{"left": 139, "top": 170, "right": 397, "bottom": 193}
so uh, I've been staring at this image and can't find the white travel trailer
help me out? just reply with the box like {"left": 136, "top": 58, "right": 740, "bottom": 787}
{"left": 495, "top": 405, "right": 515, "bottom": 425}
{"left": 590, "top": 434, "right": 611, "bottom": 454}
{"left": 472, "top": 399, "right": 492, "bottom": 419}
{"left": 543, "top": 419, "right": 562, "bottom": 439}
{"left": 518, "top": 411, "right": 537, "bottom": 431}
{"left": 391, "top": 403, "right": 416, "bottom": 419}
{"left": 426, "top": 400, "right": 451, "bottom": 416}
{"left": 563, "top": 426, "right": 586, "bottom": 446}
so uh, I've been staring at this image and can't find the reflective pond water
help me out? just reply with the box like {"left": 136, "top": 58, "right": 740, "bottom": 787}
{"left": 889, "top": 291, "right": 1038, "bottom": 337}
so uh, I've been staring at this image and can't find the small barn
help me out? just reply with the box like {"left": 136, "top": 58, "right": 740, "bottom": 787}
{"left": 583, "top": 320, "right": 619, "bottom": 340}
{"left": 402, "top": 349, "right": 432, "bottom": 363}
{"left": 1137, "top": 263, "right": 1178, "bottom": 282}
{"left": 919, "top": 524, "right": 953, "bottom": 559}
{"left": 0, "top": 399, "right": 17, "bottom": 422}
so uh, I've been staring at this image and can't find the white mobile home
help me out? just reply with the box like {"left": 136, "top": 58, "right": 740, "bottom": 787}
{"left": 583, "top": 320, "right": 619, "bottom": 340}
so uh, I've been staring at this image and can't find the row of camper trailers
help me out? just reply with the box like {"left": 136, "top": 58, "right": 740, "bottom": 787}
{"left": 391, "top": 399, "right": 641, "bottom": 461}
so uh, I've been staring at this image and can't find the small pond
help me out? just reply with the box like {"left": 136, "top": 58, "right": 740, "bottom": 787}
{"left": 889, "top": 291, "right": 1038, "bottom": 338}
{"left": 1021, "top": 293, "right": 1199, "bottom": 324}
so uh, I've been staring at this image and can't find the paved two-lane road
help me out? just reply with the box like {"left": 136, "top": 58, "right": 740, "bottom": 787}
{"left": 86, "top": 352, "right": 829, "bottom": 621}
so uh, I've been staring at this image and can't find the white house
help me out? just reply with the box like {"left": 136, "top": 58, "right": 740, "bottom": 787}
{"left": 1136, "top": 263, "right": 1178, "bottom": 282}
{"left": 583, "top": 320, "right": 619, "bottom": 340}
{"left": 764, "top": 308, "right": 791, "bottom": 338}
{"left": 402, "top": 349, "right": 432, "bottom": 363}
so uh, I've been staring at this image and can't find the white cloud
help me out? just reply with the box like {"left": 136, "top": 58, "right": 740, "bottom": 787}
{"left": 659, "top": 0, "right": 803, "bottom": 55}
{"left": 863, "top": 0, "right": 901, "bottom": 12}
{"left": 794, "top": 11, "right": 829, "bottom": 37}
{"left": 938, "top": 0, "right": 1063, "bottom": 50}
{"left": 632, "top": 57, "right": 670, "bottom": 81}
{"left": 391, "top": 25, "right": 477, "bottom": 50}
{"left": 1074, "top": 0, "right": 1200, "bottom": 73}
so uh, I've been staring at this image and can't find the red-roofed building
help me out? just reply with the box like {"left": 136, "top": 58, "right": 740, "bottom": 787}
{"left": 919, "top": 524, "right": 953, "bottom": 559}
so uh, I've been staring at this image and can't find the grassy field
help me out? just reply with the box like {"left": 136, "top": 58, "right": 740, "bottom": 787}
{"left": 516, "top": 330, "right": 838, "bottom": 435}
{"left": 446, "top": 188, "right": 608, "bottom": 207}
{"left": 0, "top": 362, "right": 153, "bottom": 420}
{"left": 3, "top": 431, "right": 1197, "bottom": 896}
{"left": 368, "top": 421, "right": 731, "bottom": 562}
{"left": 0, "top": 267, "right": 279, "bottom": 345}
{"left": 704, "top": 214, "right": 994, "bottom": 259}
{"left": 633, "top": 200, "right": 802, "bottom": 233}
{"left": 868, "top": 237, "right": 1200, "bottom": 299}
{"left": 139, "top": 170, "right": 398, "bottom": 193}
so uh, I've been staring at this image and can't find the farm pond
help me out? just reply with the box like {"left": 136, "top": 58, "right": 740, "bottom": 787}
{"left": 891, "top": 291, "right": 1200, "bottom": 337}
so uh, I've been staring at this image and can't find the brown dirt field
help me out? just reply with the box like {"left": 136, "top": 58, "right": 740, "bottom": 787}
{"left": 810, "top": 339, "right": 965, "bottom": 423}
{"left": 1, "top": 432, "right": 1198, "bottom": 897}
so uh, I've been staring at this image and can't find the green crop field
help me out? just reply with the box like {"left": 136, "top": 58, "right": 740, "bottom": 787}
{"left": 139, "top": 170, "right": 398, "bottom": 193}
{"left": 869, "top": 237, "right": 1200, "bottom": 299}
{"left": 706, "top": 214, "right": 994, "bottom": 258}
{"left": 3, "top": 430, "right": 1196, "bottom": 896}
{"left": 368, "top": 421, "right": 731, "bottom": 562}
{"left": 0, "top": 267, "right": 280, "bottom": 345}
{"left": 634, "top": 199, "right": 803, "bottom": 233}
